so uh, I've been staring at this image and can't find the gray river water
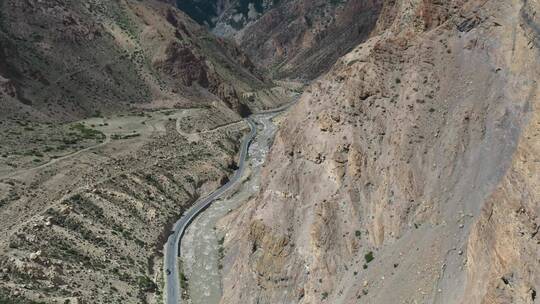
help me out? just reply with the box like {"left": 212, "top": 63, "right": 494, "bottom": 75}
{"left": 180, "top": 113, "right": 278, "bottom": 304}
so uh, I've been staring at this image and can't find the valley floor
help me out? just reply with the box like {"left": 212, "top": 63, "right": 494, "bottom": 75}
{"left": 0, "top": 104, "right": 250, "bottom": 303}
{"left": 179, "top": 112, "right": 280, "bottom": 304}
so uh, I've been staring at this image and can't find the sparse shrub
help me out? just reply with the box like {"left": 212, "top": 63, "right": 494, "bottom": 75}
{"left": 364, "top": 251, "right": 374, "bottom": 264}
{"left": 70, "top": 123, "right": 105, "bottom": 140}
{"left": 322, "top": 292, "right": 329, "bottom": 300}
{"left": 137, "top": 276, "right": 157, "bottom": 292}
{"left": 134, "top": 238, "right": 146, "bottom": 248}
{"left": 179, "top": 271, "right": 188, "bottom": 290}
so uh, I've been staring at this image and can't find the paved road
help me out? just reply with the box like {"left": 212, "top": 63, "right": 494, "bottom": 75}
{"left": 163, "top": 99, "right": 299, "bottom": 304}
{"left": 164, "top": 118, "right": 257, "bottom": 304}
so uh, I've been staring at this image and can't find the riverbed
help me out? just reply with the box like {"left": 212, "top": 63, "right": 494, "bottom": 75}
{"left": 180, "top": 113, "right": 279, "bottom": 304}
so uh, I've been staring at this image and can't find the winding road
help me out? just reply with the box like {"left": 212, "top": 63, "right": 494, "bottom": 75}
{"left": 163, "top": 99, "right": 298, "bottom": 304}
{"left": 164, "top": 117, "right": 257, "bottom": 304}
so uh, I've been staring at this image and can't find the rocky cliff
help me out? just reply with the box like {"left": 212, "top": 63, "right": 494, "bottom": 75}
{"left": 0, "top": 0, "right": 280, "bottom": 122}
{"left": 220, "top": 0, "right": 540, "bottom": 303}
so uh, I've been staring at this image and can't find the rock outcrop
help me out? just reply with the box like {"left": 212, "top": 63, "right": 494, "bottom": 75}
{"left": 220, "top": 0, "right": 540, "bottom": 303}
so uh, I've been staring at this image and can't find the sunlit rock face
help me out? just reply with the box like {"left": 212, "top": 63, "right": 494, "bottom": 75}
{"left": 219, "top": 1, "right": 540, "bottom": 304}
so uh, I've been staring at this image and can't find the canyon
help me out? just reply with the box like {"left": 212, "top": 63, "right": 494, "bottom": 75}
{"left": 0, "top": 0, "right": 538, "bottom": 303}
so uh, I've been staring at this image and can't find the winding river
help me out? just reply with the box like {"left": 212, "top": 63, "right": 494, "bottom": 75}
{"left": 180, "top": 113, "right": 278, "bottom": 303}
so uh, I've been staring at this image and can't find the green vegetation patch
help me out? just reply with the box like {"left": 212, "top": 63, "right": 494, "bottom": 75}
{"left": 364, "top": 251, "right": 374, "bottom": 264}
{"left": 321, "top": 291, "right": 329, "bottom": 300}
{"left": 137, "top": 276, "right": 157, "bottom": 292}
{"left": 70, "top": 123, "right": 105, "bottom": 140}
{"left": 111, "top": 133, "right": 140, "bottom": 140}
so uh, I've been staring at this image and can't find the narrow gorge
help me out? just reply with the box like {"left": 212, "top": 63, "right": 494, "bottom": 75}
{"left": 0, "top": 0, "right": 538, "bottom": 303}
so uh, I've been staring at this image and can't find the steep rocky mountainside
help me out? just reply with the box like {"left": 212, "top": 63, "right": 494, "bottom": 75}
{"left": 234, "top": 0, "right": 387, "bottom": 79}
{"left": 0, "top": 0, "right": 281, "bottom": 122}
{"left": 177, "top": 0, "right": 387, "bottom": 79}
{"left": 176, "top": 0, "right": 271, "bottom": 30}
{"left": 220, "top": 0, "right": 540, "bottom": 303}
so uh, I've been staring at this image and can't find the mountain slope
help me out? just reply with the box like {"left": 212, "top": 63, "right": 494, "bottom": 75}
{"left": 0, "top": 0, "right": 281, "bottom": 122}
{"left": 232, "top": 0, "right": 387, "bottom": 79}
{"left": 0, "top": 108, "right": 249, "bottom": 303}
{"left": 176, "top": 0, "right": 387, "bottom": 79}
{"left": 0, "top": 0, "right": 295, "bottom": 303}
{"left": 175, "top": 0, "right": 270, "bottom": 29}
{"left": 219, "top": 0, "right": 540, "bottom": 303}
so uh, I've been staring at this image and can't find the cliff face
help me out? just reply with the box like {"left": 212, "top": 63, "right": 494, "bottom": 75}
{"left": 0, "top": 0, "right": 276, "bottom": 122}
{"left": 220, "top": 0, "right": 540, "bottom": 303}
{"left": 463, "top": 2, "right": 540, "bottom": 302}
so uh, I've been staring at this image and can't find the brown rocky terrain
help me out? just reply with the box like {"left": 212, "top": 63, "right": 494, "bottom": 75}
{"left": 1, "top": 0, "right": 539, "bottom": 303}
{"left": 179, "top": 0, "right": 388, "bottom": 79}
{"left": 220, "top": 0, "right": 540, "bottom": 303}
{"left": 0, "top": 0, "right": 283, "bottom": 122}
{"left": 0, "top": 0, "right": 299, "bottom": 302}
{"left": 232, "top": 0, "right": 386, "bottom": 79}
{"left": 0, "top": 105, "right": 255, "bottom": 303}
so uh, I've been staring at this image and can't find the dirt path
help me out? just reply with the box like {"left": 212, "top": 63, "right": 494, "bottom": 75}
{"left": 175, "top": 110, "right": 246, "bottom": 142}
{"left": 1, "top": 134, "right": 111, "bottom": 180}
{"left": 0, "top": 110, "right": 172, "bottom": 181}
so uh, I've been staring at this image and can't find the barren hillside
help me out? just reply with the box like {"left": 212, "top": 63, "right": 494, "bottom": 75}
{"left": 177, "top": 0, "right": 387, "bottom": 79}
{"left": 220, "top": 0, "right": 540, "bottom": 303}
{"left": 0, "top": 0, "right": 296, "bottom": 303}
{"left": 0, "top": 0, "right": 282, "bottom": 122}
{"left": 232, "top": 0, "right": 387, "bottom": 79}
{"left": 0, "top": 105, "right": 256, "bottom": 303}
{"left": 1, "top": 0, "right": 539, "bottom": 303}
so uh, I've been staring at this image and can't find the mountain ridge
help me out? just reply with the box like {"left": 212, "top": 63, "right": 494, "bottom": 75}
{"left": 0, "top": 0, "right": 284, "bottom": 122}
{"left": 218, "top": 1, "right": 540, "bottom": 303}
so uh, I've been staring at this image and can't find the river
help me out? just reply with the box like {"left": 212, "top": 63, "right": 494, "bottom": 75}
{"left": 179, "top": 113, "right": 279, "bottom": 304}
